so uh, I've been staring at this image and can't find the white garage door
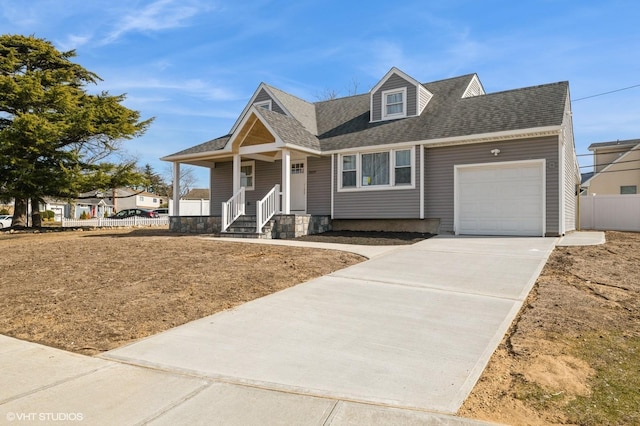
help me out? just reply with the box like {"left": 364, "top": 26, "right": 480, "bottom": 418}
{"left": 456, "top": 161, "right": 544, "bottom": 236}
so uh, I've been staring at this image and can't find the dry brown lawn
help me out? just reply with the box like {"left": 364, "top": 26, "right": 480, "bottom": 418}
{"left": 0, "top": 228, "right": 364, "bottom": 355}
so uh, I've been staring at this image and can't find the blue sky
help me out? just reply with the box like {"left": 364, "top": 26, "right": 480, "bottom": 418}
{"left": 1, "top": 0, "right": 639, "bottom": 185}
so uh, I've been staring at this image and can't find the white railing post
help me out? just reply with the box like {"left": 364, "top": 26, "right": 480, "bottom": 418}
{"left": 256, "top": 184, "right": 281, "bottom": 233}
{"left": 221, "top": 187, "right": 245, "bottom": 232}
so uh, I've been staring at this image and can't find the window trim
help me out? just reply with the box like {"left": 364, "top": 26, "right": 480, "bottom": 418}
{"left": 254, "top": 100, "right": 272, "bottom": 110}
{"left": 381, "top": 87, "right": 407, "bottom": 120}
{"left": 337, "top": 147, "right": 415, "bottom": 192}
{"left": 240, "top": 160, "right": 255, "bottom": 191}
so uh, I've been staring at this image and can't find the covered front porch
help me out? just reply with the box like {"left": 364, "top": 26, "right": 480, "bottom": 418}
{"left": 166, "top": 106, "right": 331, "bottom": 238}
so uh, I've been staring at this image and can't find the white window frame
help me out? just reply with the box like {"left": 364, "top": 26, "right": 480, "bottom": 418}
{"left": 337, "top": 146, "right": 415, "bottom": 192}
{"left": 254, "top": 100, "right": 272, "bottom": 110}
{"left": 382, "top": 87, "right": 407, "bottom": 120}
{"left": 393, "top": 149, "right": 413, "bottom": 186}
{"left": 240, "top": 160, "right": 255, "bottom": 191}
{"left": 341, "top": 154, "right": 357, "bottom": 188}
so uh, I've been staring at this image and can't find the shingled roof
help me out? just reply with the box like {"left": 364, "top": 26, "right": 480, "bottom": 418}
{"left": 588, "top": 138, "right": 640, "bottom": 151}
{"left": 164, "top": 73, "right": 569, "bottom": 158}
{"left": 255, "top": 107, "right": 321, "bottom": 151}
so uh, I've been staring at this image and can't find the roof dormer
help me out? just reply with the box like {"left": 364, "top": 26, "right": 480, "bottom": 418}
{"left": 461, "top": 74, "right": 485, "bottom": 98}
{"left": 370, "top": 67, "right": 433, "bottom": 123}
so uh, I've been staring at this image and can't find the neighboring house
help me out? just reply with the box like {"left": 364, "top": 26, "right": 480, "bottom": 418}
{"left": 74, "top": 190, "right": 115, "bottom": 218}
{"left": 42, "top": 198, "right": 67, "bottom": 221}
{"left": 582, "top": 139, "right": 640, "bottom": 195}
{"left": 110, "top": 188, "right": 163, "bottom": 212}
{"left": 183, "top": 188, "right": 210, "bottom": 200}
{"left": 162, "top": 67, "right": 579, "bottom": 237}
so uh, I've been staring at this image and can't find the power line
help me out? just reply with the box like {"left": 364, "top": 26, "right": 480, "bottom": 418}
{"left": 579, "top": 158, "right": 640, "bottom": 169}
{"left": 573, "top": 84, "right": 640, "bottom": 102}
{"left": 582, "top": 166, "right": 640, "bottom": 174}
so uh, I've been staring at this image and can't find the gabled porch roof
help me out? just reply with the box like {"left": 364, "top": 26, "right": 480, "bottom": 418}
{"left": 161, "top": 106, "right": 321, "bottom": 165}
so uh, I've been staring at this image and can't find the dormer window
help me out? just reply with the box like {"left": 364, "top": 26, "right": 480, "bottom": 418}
{"left": 382, "top": 88, "right": 406, "bottom": 119}
{"left": 369, "top": 67, "right": 433, "bottom": 123}
{"left": 254, "top": 100, "right": 272, "bottom": 110}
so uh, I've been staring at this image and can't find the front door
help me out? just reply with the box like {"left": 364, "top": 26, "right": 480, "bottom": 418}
{"left": 290, "top": 160, "right": 306, "bottom": 213}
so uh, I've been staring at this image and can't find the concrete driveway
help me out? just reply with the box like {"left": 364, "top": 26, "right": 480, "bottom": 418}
{"left": 103, "top": 235, "right": 557, "bottom": 415}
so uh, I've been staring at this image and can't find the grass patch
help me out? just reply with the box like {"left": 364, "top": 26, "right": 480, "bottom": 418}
{"left": 513, "top": 374, "right": 568, "bottom": 411}
{"left": 567, "top": 333, "right": 640, "bottom": 425}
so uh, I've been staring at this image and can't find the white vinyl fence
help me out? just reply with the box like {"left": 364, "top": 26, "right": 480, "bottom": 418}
{"left": 168, "top": 199, "right": 210, "bottom": 216}
{"left": 580, "top": 194, "right": 640, "bottom": 232}
{"left": 62, "top": 217, "right": 169, "bottom": 228}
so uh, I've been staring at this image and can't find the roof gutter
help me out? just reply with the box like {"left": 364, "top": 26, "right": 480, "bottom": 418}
{"left": 322, "top": 125, "right": 562, "bottom": 155}
{"left": 160, "top": 149, "right": 232, "bottom": 162}
{"left": 418, "top": 125, "right": 562, "bottom": 148}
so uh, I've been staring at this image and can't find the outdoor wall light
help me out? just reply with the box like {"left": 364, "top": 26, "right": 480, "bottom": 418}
{"left": 491, "top": 148, "right": 501, "bottom": 156}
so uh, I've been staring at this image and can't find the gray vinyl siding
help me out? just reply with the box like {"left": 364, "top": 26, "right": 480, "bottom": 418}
{"left": 307, "top": 156, "right": 331, "bottom": 215}
{"left": 371, "top": 74, "right": 417, "bottom": 121}
{"left": 562, "top": 98, "right": 578, "bottom": 233}
{"left": 255, "top": 89, "right": 286, "bottom": 115}
{"left": 246, "top": 160, "right": 281, "bottom": 215}
{"left": 424, "top": 136, "right": 561, "bottom": 236}
{"left": 211, "top": 161, "right": 233, "bottom": 215}
{"left": 211, "top": 160, "right": 283, "bottom": 215}
{"left": 333, "top": 146, "right": 421, "bottom": 219}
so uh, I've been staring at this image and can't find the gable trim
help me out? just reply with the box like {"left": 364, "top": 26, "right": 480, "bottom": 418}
{"left": 229, "top": 83, "right": 291, "bottom": 134}
{"left": 370, "top": 67, "right": 422, "bottom": 95}
{"left": 461, "top": 74, "right": 486, "bottom": 98}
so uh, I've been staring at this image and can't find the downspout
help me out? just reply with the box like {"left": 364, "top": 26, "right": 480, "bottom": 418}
{"left": 330, "top": 154, "right": 334, "bottom": 219}
{"left": 419, "top": 145, "right": 425, "bottom": 219}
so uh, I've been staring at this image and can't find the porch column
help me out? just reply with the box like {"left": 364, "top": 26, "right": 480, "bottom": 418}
{"left": 281, "top": 148, "right": 291, "bottom": 214}
{"left": 233, "top": 153, "right": 241, "bottom": 194}
{"left": 172, "top": 162, "right": 181, "bottom": 216}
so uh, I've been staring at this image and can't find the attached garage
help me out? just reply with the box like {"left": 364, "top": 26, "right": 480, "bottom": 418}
{"left": 455, "top": 160, "right": 545, "bottom": 236}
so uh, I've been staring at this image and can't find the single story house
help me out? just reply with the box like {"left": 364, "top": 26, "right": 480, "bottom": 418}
{"left": 110, "top": 188, "right": 163, "bottom": 212}
{"left": 162, "top": 67, "right": 579, "bottom": 237}
{"left": 582, "top": 139, "right": 640, "bottom": 195}
{"left": 73, "top": 190, "right": 115, "bottom": 218}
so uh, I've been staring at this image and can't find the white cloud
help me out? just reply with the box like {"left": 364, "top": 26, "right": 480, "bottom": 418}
{"left": 57, "top": 34, "right": 93, "bottom": 51}
{"left": 103, "top": 0, "right": 213, "bottom": 44}
{"left": 91, "top": 74, "right": 240, "bottom": 106}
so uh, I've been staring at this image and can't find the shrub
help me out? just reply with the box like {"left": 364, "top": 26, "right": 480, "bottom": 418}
{"left": 40, "top": 210, "right": 55, "bottom": 220}
{"left": 79, "top": 211, "right": 89, "bottom": 220}
{"left": 0, "top": 208, "right": 9, "bottom": 215}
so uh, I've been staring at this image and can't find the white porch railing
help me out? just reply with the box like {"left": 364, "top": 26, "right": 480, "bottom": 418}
{"left": 221, "top": 187, "right": 245, "bottom": 232}
{"left": 256, "top": 184, "right": 280, "bottom": 233}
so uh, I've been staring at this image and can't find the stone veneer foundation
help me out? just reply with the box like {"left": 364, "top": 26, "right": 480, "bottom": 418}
{"left": 169, "top": 215, "right": 331, "bottom": 239}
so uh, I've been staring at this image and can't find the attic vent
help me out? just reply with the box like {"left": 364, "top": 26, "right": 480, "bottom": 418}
{"left": 462, "top": 75, "right": 485, "bottom": 98}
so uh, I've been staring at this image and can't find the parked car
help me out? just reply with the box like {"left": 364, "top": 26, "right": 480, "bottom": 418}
{"left": 153, "top": 208, "right": 169, "bottom": 216}
{"left": 109, "top": 209, "right": 159, "bottom": 219}
{"left": 0, "top": 215, "right": 12, "bottom": 228}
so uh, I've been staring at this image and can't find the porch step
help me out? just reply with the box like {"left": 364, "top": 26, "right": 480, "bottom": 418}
{"left": 219, "top": 215, "right": 274, "bottom": 239}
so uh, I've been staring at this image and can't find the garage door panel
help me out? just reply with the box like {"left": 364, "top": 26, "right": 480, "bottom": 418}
{"left": 456, "top": 162, "right": 544, "bottom": 236}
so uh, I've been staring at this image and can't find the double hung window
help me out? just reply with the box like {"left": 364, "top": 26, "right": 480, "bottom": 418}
{"left": 382, "top": 88, "right": 407, "bottom": 119}
{"left": 339, "top": 148, "right": 414, "bottom": 190}
{"left": 240, "top": 161, "right": 255, "bottom": 190}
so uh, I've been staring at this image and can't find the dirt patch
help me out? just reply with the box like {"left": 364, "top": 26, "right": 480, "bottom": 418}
{"left": 460, "top": 231, "right": 640, "bottom": 425}
{"left": 0, "top": 228, "right": 364, "bottom": 355}
{"left": 296, "top": 230, "right": 433, "bottom": 245}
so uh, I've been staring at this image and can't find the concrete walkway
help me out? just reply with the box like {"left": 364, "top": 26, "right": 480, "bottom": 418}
{"left": 0, "top": 232, "right": 604, "bottom": 425}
